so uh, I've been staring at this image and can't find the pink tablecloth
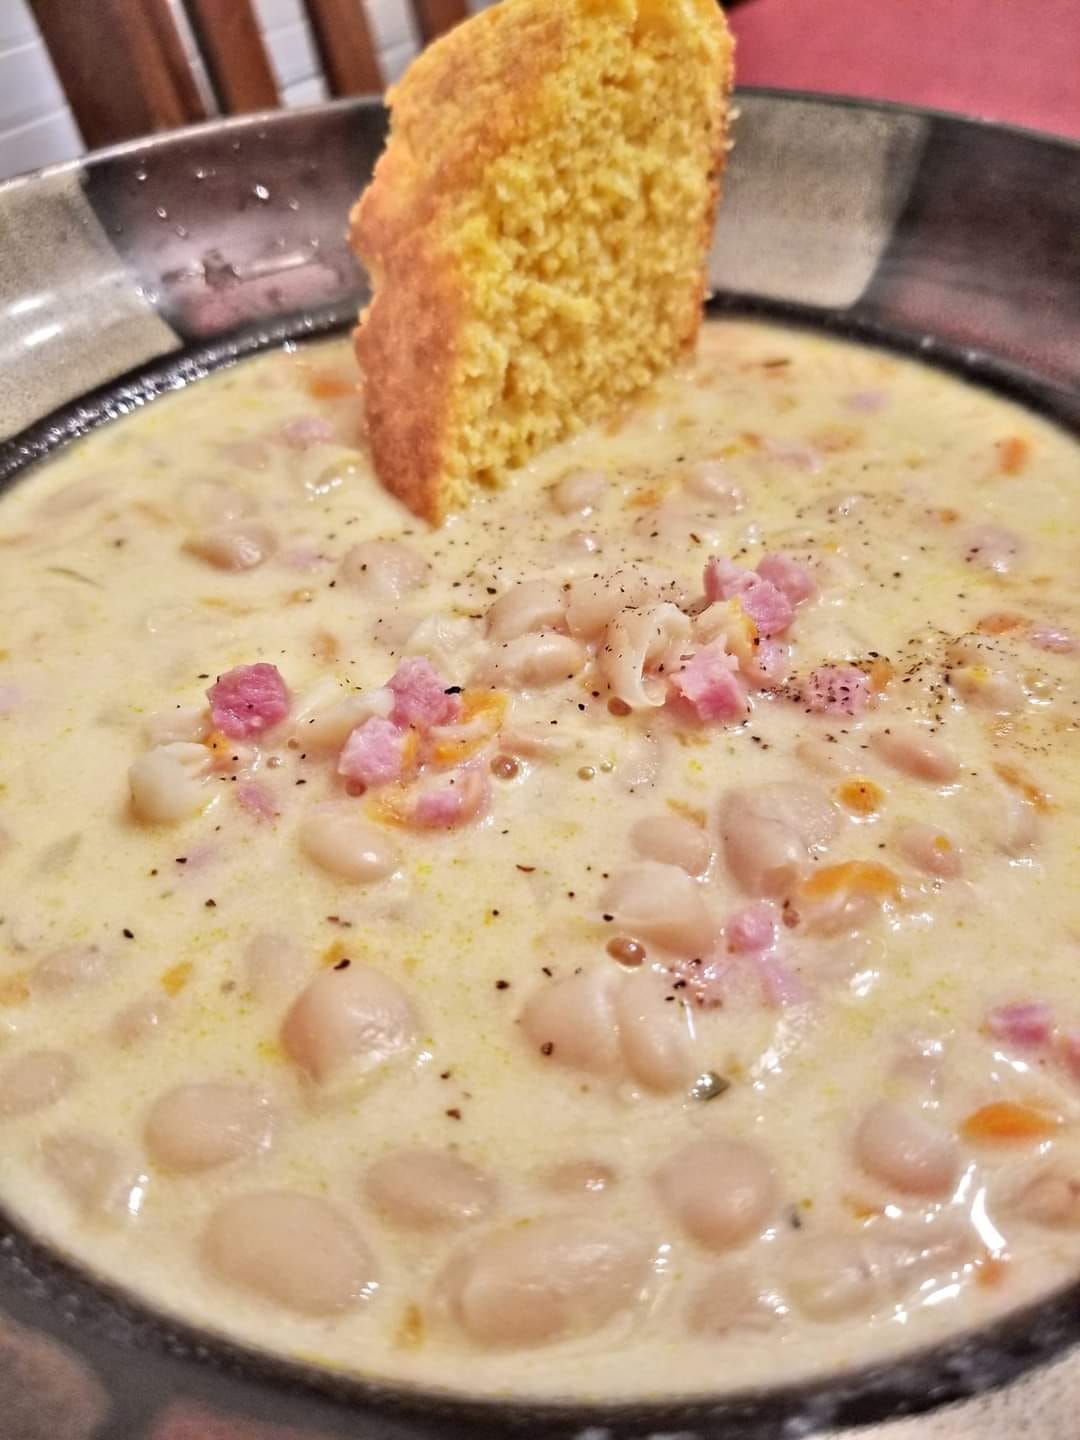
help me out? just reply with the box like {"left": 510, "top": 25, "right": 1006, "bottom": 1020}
{"left": 728, "top": 0, "right": 1080, "bottom": 140}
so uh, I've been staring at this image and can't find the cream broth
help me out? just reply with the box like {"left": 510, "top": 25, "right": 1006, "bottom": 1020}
{"left": 0, "top": 320, "right": 1078, "bottom": 1400}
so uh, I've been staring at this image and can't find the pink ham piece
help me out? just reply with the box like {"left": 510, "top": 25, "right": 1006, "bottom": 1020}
{"left": 803, "top": 664, "right": 871, "bottom": 716}
{"left": 702, "top": 558, "right": 798, "bottom": 636}
{"left": 753, "top": 953, "right": 812, "bottom": 1009}
{"left": 756, "top": 553, "right": 817, "bottom": 606}
{"left": 669, "top": 643, "right": 748, "bottom": 723}
{"left": 725, "top": 902, "right": 779, "bottom": 954}
{"left": 236, "top": 781, "right": 280, "bottom": 823}
{"left": 208, "top": 664, "right": 290, "bottom": 739}
{"left": 842, "top": 389, "right": 888, "bottom": 414}
{"left": 279, "top": 415, "right": 333, "bottom": 449}
{"left": 1030, "top": 625, "right": 1078, "bottom": 654}
{"left": 338, "top": 716, "right": 409, "bottom": 789}
{"left": 740, "top": 578, "right": 794, "bottom": 637}
{"left": 387, "top": 658, "right": 463, "bottom": 732}
{"left": 409, "top": 768, "right": 490, "bottom": 830}
{"left": 703, "top": 555, "right": 755, "bottom": 604}
{"left": 986, "top": 1001, "right": 1053, "bottom": 1049}
{"left": 1059, "top": 1030, "right": 1080, "bottom": 1081}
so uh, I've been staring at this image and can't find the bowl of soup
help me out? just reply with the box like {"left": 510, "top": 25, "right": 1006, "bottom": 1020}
{"left": 0, "top": 90, "right": 1078, "bottom": 1440}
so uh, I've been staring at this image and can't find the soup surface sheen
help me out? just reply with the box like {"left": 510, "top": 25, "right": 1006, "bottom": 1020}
{"left": 1, "top": 321, "right": 1078, "bottom": 1401}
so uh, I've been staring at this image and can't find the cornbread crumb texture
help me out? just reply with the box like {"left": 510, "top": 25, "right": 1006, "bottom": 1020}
{"left": 350, "top": 0, "right": 734, "bottom": 522}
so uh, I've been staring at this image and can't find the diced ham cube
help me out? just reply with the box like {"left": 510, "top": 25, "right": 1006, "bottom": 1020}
{"left": 843, "top": 390, "right": 888, "bottom": 414}
{"left": 1059, "top": 1029, "right": 1080, "bottom": 1081}
{"left": 987, "top": 1001, "right": 1053, "bottom": 1049}
{"left": 669, "top": 643, "right": 748, "bottom": 723}
{"left": 387, "top": 658, "right": 463, "bottom": 732}
{"left": 753, "top": 954, "right": 812, "bottom": 1008}
{"left": 703, "top": 556, "right": 755, "bottom": 604}
{"left": 1030, "top": 625, "right": 1078, "bottom": 654}
{"left": 725, "top": 902, "right": 778, "bottom": 954}
{"left": 337, "top": 716, "right": 409, "bottom": 789}
{"left": 410, "top": 768, "right": 490, "bottom": 829}
{"left": 739, "top": 577, "right": 794, "bottom": 637}
{"left": 755, "top": 553, "right": 817, "bottom": 606}
{"left": 208, "top": 663, "right": 290, "bottom": 739}
{"left": 236, "top": 781, "right": 280, "bottom": 823}
{"left": 279, "top": 416, "right": 333, "bottom": 450}
{"left": 802, "top": 665, "right": 871, "bottom": 716}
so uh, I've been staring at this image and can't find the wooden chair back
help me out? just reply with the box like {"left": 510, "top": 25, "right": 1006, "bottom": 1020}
{"left": 28, "top": 0, "right": 470, "bottom": 151}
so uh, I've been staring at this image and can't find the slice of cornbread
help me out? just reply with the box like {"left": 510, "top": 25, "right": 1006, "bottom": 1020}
{"left": 350, "top": 0, "right": 735, "bottom": 523}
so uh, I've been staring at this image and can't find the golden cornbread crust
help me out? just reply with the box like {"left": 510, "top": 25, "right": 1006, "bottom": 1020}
{"left": 350, "top": 0, "right": 735, "bottom": 523}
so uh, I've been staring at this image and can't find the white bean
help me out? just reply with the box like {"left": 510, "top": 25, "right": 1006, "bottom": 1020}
{"left": 0, "top": 1049, "right": 76, "bottom": 1117}
{"left": 566, "top": 567, "right": 686, "bottom": 641}
{"left": 854, "top": 1100, "right": 959, "bottom": 1197}
{"left": 129, "top": 742, "right": 212, "bottom": 824}
{"left": 292, "top": 687, "right": 392, "bottom": 755}
{"left": 441, "top": 1217, "right": 650, "bottom": 1346}
{"left": 870, "top": 725, "right": 960, "bottom": 784}
{"left": 960, "top": 523, "right": 1025, "bottom": 574}
{"left": 185, "top": 520, "right": 276, "bottom": 570}
{"left": 204, "top": 1191, "right": 377, "bottom": 1315}
{"left": 551, "top": 469, "right": 605, "bottom": 516}
{"left": 601, "top": 862, "right": 716, "bottom": 957}
{"left": 615, "top": 970, "right": 693, "bottom": 1093}
{"left": 718, "top": 782, "right": 839, "bottom": 897}
{"left": 281, "top": 964, "right": 417, "bottom": 1088}
{"left": 949, "top": 663, "right": 1026, "bottom": 713}
{"left": 631, "top": 814, "right": 711, "bottom": 875}
{"left": 365, "top": 1149, "right": 496, "bottom": 1229}
{"left": 655, "top": 1137, "right": 777, "bottom": 1249}
{"left": 144, "top": 705, "right": 210, "bottom": 746}
{"left": 40, "top": 1132, "right": 145, "bottom": 1221}
{"left": 1010, "top": 1165, "right": 1080, "bottom": 1228}
{"left": 600, "top": 603, "right": 691, "bottom": 709}
{"left": 485, "top": 580, "right": 568, "bottom": 643}
{"left": 476, "top": 631, "right": 586, "bottom": 689}
{"left": 682, "top": 460, "right": 745, "bottom": 510}
{"left": 893, "top": 822, "right": 963, "bottom": 879}
{"left": 339, "top": 539, "right": 429, "bottom": 598}
{"left": 31, "top": 944, "right": 108, "bottom": 995}
{"left": 785, "top": 1234, "right": 882, "bottom": 1321}
{"left": 110, "top": 996, "right": 168, "bottom": 1048}
{"left": 144, "top": 1083, "right": 275, "bottom": 1172}
{"left": 520, "top": 969, "right": 621, "bottom": 1074}
{"left": 299, "top": 805, "right": 400, "bottom": 883}
{"left": 656, "top": 1134, "right": 771, "bottom": 1249}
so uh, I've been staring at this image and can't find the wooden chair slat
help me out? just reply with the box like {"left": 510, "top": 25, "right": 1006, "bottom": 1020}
{"left": 181, "top": 0, "right": 280, "bottom": 114}
{"left": 411, "top": 0, "right": 470, "bottom": 44}
{"left": 28, "top": 0, "right": 207, "bottom": 149}
{"left": 303, "top": 0, "right": 383, "bottom": 96}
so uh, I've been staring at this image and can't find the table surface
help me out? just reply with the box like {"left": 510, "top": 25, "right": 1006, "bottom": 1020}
{"left": 728, "top": 0, "right": 1080, "bottom": 141}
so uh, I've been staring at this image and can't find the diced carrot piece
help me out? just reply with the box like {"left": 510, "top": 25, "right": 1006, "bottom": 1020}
{"left": 996, "top": 435, "right": 1030, "bottom": 475}
{"left": 961, "top": 1101, "right": 1057, "bottom": 1142}
{"left": 835, "top": 778, "right": 885, "bottom": 817}
{"left": 975, "top": 1254, "right": 1010, "bottom": 1287}
{"left": 799, "top": 860, "right": 900, "bottom": 903}
{"left": 161, "top": 961, "right": 194, "bottom": 997}
{"left": 305, "top": 371, "right": 355, "bottom": 400}
{"left": 993, "top": 762, "right": 1052, "bottom": 813}
{"left": 977, "top": 611, "right": 1029, "bottom": 636}
{"left": 866, "top": 658, "right": 894, "bottom": 693}
{"left": 0, "top": 974, "right": 29, "bottom": 1007}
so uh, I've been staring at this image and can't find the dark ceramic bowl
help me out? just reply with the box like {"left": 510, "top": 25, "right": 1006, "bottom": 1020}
{"left": 1, "top": 90, "right": 1079, "bottom": 1440}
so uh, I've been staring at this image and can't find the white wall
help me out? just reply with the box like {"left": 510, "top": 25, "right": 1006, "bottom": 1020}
{"left": 0, "top": 0, "right": 495, "bottom": 182}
